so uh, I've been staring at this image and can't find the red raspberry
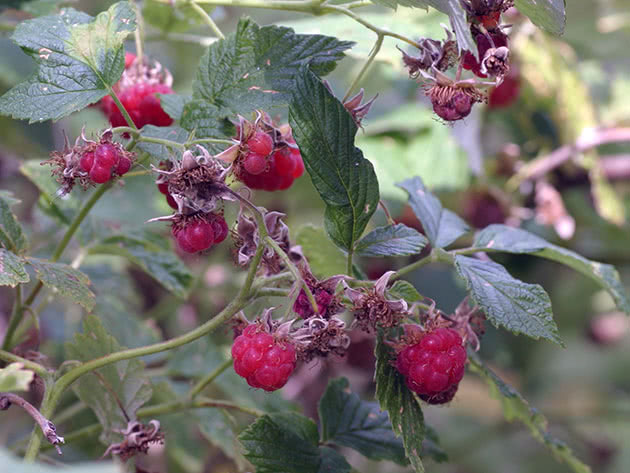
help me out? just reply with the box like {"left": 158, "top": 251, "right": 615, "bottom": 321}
{"left": 79, "top": 152, "right": 95, "bottom": 173}
{"left": 247, "top": 131, "right": 273, "bottom": 156}
{"left": 115, "top": 156, "right": 132, "bottom": 175}
{"left": 94, "top": 143, "right": 119, "bottom": 168}
{"left": 273, "top": 148, "right": 296, "bottom": 177}
{"left": 232, "top": 324, "right": 296, "bottom": 391}
{"left": 89, "top": 164, "right": 112, "bottom": 184}
{"left": 157, "top": 182, "right": 169, "bottom": 195}
{"left": 165, "top": 193, "right": 178, "bottom": 210}
{"left": 293, "top": 288, "right": 334, "bottom": 319}
{"left": 102, "top": 83, "right": 174, "bottom": 129}
{"left": 396, "top": 328, "right": 467, "bottom": 399}
{"left": 243, "top": 153, "right": 267, "bottom": 175}
{"left": 291, "top": 148, "right": 305, "bottom": 178}
{"left": 209, "top": 214, "right": 229, "bottom": 244}
{"left": 488, "top": 74, "right": 520, "bottom": 108}
{"left": 172, "top": 219, "right": 215, "bottom": 253}
{"left": 124, "top": 52, "right": 136, "bottom": 69}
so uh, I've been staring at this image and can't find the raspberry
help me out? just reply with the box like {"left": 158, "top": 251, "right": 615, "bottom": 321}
{"left": 432, "top": 91, "right": 473, "bottom": 122}
{"left": 102, "top": 83, "right": 174, "bottom": 129}
{"left": 157, "top": 182, "right": 169, "bottom": 195}
{"left": 232, "top": 324, "right": 296, "bottom": 391}
{"left": 172, "top": 219, "right": 215, "bottom": 253}
{"left": 94, "top": 143, "right": 119, "bottom": 168}
{"left": 396, "top": 328, "right": 466, "bottom": 399}
{"left": 243, "top": 153, "right": 267, "bottom": 175}
{"left": 488, "top": 74, "right": 520, "bottom": 108}
{"left": 291, "top": 148, "right": 305, "bottom": 178}
{"left": 247, "top": 131, "right": 273, "bottom": 156}
{"left": 209, "top": 214, "right": 229, "bottom": 244}
{"left": 124, "top": 52, "right": 136, "bottom": 69}
{"left": 165, "top": 193, "right": 178, "bottom": 210}
{"left": 273, "top": 148, "right": 296, "bottom": 177}
{"left": 89, "top": 164, "right": 112, "bottom": 184}
{"left": 79, "top": 152, "right": 94, "bottom": 173}
{"left": 293, "top": 288, "right": 334, "bottom": 319}
{"left": 115, "top": 156, "right": 132, "bottom": 175}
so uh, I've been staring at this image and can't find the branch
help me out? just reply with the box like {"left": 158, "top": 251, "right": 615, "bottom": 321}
{"left": 0, "top": 393, "right": 65, "bottom": 455}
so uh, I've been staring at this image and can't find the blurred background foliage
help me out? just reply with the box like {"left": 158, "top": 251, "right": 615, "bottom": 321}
{"left": 1, "top": 1, "right": 629, "bottom": 472}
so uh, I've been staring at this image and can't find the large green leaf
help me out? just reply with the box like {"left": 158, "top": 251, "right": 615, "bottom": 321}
{"left": 454, "top": 255, "right": 562, "bottom": 345}
{"left": 88, "top": 234, "right": 194, "bottom": 299}
{"left": 468, "top": 352, "right": 591, "bottom": 473}
{"left": 515, "top": 0, "right": 566, "bottom": 36}
{"left": 295, "top": 225, "right": 347, "bottom": 278}
{"left": 198, "top": 408, "right": 247, "bottom": 469}
{"left": 0, "top": 249, "right": 29, "bottom": 287}
{"left": 65, "top": 315, "right": 153, "bottom": 444}
{"left": 239, "top": 412, "right": 351, "bottom": 473}
{"left": 473, "top": 224, "right": 630, "bottom": 314}
{"left": 0, "top": 447, "right": 121, "bottom": 473}
{"left": 397, "top": 176, "right": 469, "bottom": 248}
{"left": 319, "top": 377, "right": 407, "bottom": 465}
{"left": 0, "top": 194, "right": 27, "bottom": 253}
{"left": 0, "top": 363, "right": 34, "bottom": 392}
{"left": 289, "top": 68, "right": 379, "bottom": 251}
{"left": 374, "top": 338, "right": 425, "bottom": 472}
{"left": 0, "top": 2, "right": 136, "bottom": 123}
{"left": 27, "top": 258, "right": 95, "bottom": 311}
{"left": 356, "top": 224, "right": 428, "bottom": 257}
{"left": 183, "top": 17, "right": 353, "bottom": 131}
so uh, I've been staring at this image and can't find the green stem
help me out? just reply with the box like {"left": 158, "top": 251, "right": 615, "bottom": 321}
{"left": 24, "top": 244, "right": 266, "bottom": 461}
{"left": 106, "top": 87, "right": 138, "bottom": 130}
{"left": 188, "top": 138, "right": 234, "bottom": 146}
{"left": 346, "top": 250, "right": 354, "bottom": 276}
{"left": 256, "top": 287, "right": 291, "bottom": 298}
{"left": 392, "top": 251, "right": 436, "bottom": 281}
{"left": 343, "top": 34, "right": 383, "bottom": 102}
{"left": 133, "top": 0, "right": 145, "bottom": 62}
{"left": 188, "top": 358, "right": 233, "bottom": 398}
{"left": 2, "top": 285, "right": 22, "bottom": 351}
{"left": 0, "top": 350, "right": 49, "bottom": 378}
{"left": 189, "top": 1, "right": 225, "bottom": 39}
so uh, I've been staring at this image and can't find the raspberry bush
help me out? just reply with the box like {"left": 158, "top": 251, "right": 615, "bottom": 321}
{"left": 0, "top": 1, "right": 628, "bottom": 473}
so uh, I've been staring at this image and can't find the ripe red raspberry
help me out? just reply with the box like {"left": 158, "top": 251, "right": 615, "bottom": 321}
{"left": 157, "top": 181, "right": 178, "bottom": 209}
{"left": 172, "top": 219, "right": 215, "bottom": 253}
{"left": 209, "top": 214, "right": 229, "bottom": 244}
{"left": 396, "top": 328, "right": 467, "bottom": 399}
{"left": 79, "top": 152, "right": 95, "bottom": 173}
{"left": 240, "top": 147, "right": 304, "bottom": 191}
{"left": 231, "top": 324, "right": 296, "bottom": 391}
{"left": 89, "top": 164, "right": 112, "bottom": 184}
{"left": 94, "top": 143, "right": 119, "bottom": 168}
{"left": 116, "top": 156, "right": 132, "bottom": 175}
{"left": 101, "top": 83, "right": 174, "bottom": 129}
{"left": 242, "top": 153, "right": 267, "bottom": 175}
{"left": 247, "top": 131, "right": 273, "bottom": 156}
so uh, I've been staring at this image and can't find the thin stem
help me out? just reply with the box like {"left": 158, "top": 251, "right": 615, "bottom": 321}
{"left": 256, "top": 287, "right": 291, "bottom": 298}
{"left": 378, "top": 199, "right": 395, "bottom": 225}
{"left": 189, "top": 358, "right": 233, "bottom": 398}
{"left": 133, "top": 0, "right": 144, "bottom": 62}
{"left": 0, "top": 393, "right": 64, "bottom": 455}
{"left": 188, "top": 138, "right": 234, "bottom": 146}
{"left": 343, "top": 34, "right": 383, "bottom": 102}
{"left": 2, "top": 285, "right": 23, "bottom": 351}
{"left": 392, "top": 252, "right": 437, "bottom": 281}
{"left": 189, "top": 1, "right": 225, "bottom": 39}
{"left": 106, "top": 87, "right": 138, "bottom": 130}
{"left": 265, "top": 237, "right": 319, "bottom": 314}
{"left": 0, "top": 350, "right": 49, "bottom": 378}
{"left": 347, "top": 250, "right": 354, "bottom": 276}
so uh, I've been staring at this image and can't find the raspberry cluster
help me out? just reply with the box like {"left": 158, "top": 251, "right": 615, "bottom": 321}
{"left": 100, "top": 53, "right": 174, "bottom": 129}
{"left": 171, "top": 213, "right": 228, "bottom": 254}
{"left": 232, "top": 324, "right": 297, "bottom": 391}
{"left": 396, "top": 328, "right": 467, "bottom": 404}
{"left": 80, "top": 142, "right": 132, "bottom": 184}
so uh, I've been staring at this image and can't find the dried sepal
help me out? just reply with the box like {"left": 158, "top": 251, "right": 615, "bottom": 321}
{"left": 292, "top": 315, "right": 351, "bottom": 362}
{"left": 102, "top": 420, "right": 164, "bottom": 462}
{"left": 399, "top": 27, "right": 459, "bottom": 77}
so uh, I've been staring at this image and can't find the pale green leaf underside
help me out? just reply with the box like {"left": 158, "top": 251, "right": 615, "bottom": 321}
{"left": 356, "top": 224, "right": 428, "bottom": 257}
{"left": 0, "top": 2, "right": 136, "bottom": 123}
{"left": 515, "top": 0, "right": 566, "bottom": 35}
{"left": 0, "top": 363, "right": 35, "bottom": 392}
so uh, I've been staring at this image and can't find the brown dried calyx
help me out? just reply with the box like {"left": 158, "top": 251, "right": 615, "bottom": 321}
{"left": 44, "top": 129, "right": 135, "bottom": 195}
{"left": 292, "top": 315, "right": 351, "bottom": 362}
{"left": 425, "top": 71, "right": 486, "bottom": 122}
{"left": 399, "top": 27, "right": 459, "bottom": 77}
{"left": 102, "top": 420, "right": 164, "bottom": 462}
{"left": 323, "top": 81, "right": 377, "bottom": 127}
{"left": 461, "top": 0, "right": 514, "bottom": 18}
{"left": 480, "top": 44, "right": 510, "bottom": 77}
{"left": 151, "top": 146, "right": 231, "bottom": 216}
{"left": 344, "top": 271, "right": 409, "bottom": 332}
{"left": 234, "top": 208, "right": 290, "bottom": 275}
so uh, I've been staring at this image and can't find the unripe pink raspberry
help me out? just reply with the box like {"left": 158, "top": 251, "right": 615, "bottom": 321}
{"left": 232, "top": 324, "right": 296, "bottom": 391}
{"left": 396, "top": 327, "right": 467, "bottom": 401}
{"left": 247, "top": 131, "right": 273, "bottom": 156}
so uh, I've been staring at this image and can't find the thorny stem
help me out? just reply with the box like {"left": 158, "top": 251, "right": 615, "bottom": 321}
{"left": 264, "top": 236, "right": 319, "bottom": 315}
{"left": 188, "top": 358, "right": 233, "bottom": 398}
{"left": 0, "top": 393, "right": 65, "bottom": 455}
{"left": 24, "top": 244, "right": 266, "bottom": 460}
{"left": 189, "top": 1, "right": 225, "bottom": 39}
{"left": 343, "top": 34, "right": 384, "bottom": 102}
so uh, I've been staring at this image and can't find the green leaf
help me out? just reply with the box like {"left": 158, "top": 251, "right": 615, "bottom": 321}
{"left": 198, "top": 408, "right": 247, "bottom": 469}
{"left": 289, "top": 68, "right": 379, "bottom": 251}
{"left": 0, "top": 363, "right": 34, "bottom": 392}
{"left": 0, "top": 194, "right": 27, "bottom": 253}
{"left": 136, "top": 125, "right": 190, "bottom": 163}
{"left": 473, "top": 224, "right": 630, "bottom": 314}
{"left": 468, "top": 351, "right": 591, "bottom": 473}
{"left": 239, "top": 412, "right": 351, "bottom": 473}
{"left": 356, "top": 224, "right": 428, "bottom": 257}
{"left": 295, "top": 225, "right": 347, "bottom": 278}
{"left": 514, "top": 0, "right": 566, "bottom": 36}
{"left": 189, "top": 18, "right": 353, "bottom": 120}
{"left": 397, "top": 176, "right": 469, "bottom": 248}
{"left": 179, "top": 100, "right": 226, "bottom": 140}
{"left": 0, "top": 2, "right": 136, "bottom": 123}
{"left": 374, "top": 338, "right": 425, "bottom": 472}
{"left": 388, "top": 280, "right": 423, "bottom": 303}
{"left": 143, "top": 0, "right": 214, "bottom": 33}
{"left": 88, "top": 234, "right": 194, "bottom": 299}
{"left": 158, "top": 93, "right": 190, "bottom": 121}
{"left": 26, "top": 258, "right": 95, "bottom": 311}
{"left": 319, "top": 377, "right": 407, "bottom": 465}
{"left": 0, "top": 447, "right": 121, "bottom": 473}
{"left": 0, "top": 249, "right": 29, "bottom": 287}
{"left": 166, "top": 336, "right": 227, "bottom": 378}
{"left": 422, "top": 425, "right": 448, "bottom": 463}
{"left": 454, "top": 255, "right": 562, "bottom": 345}
{"left": 65, "top": 315, "right": 153, "bottom": 444}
